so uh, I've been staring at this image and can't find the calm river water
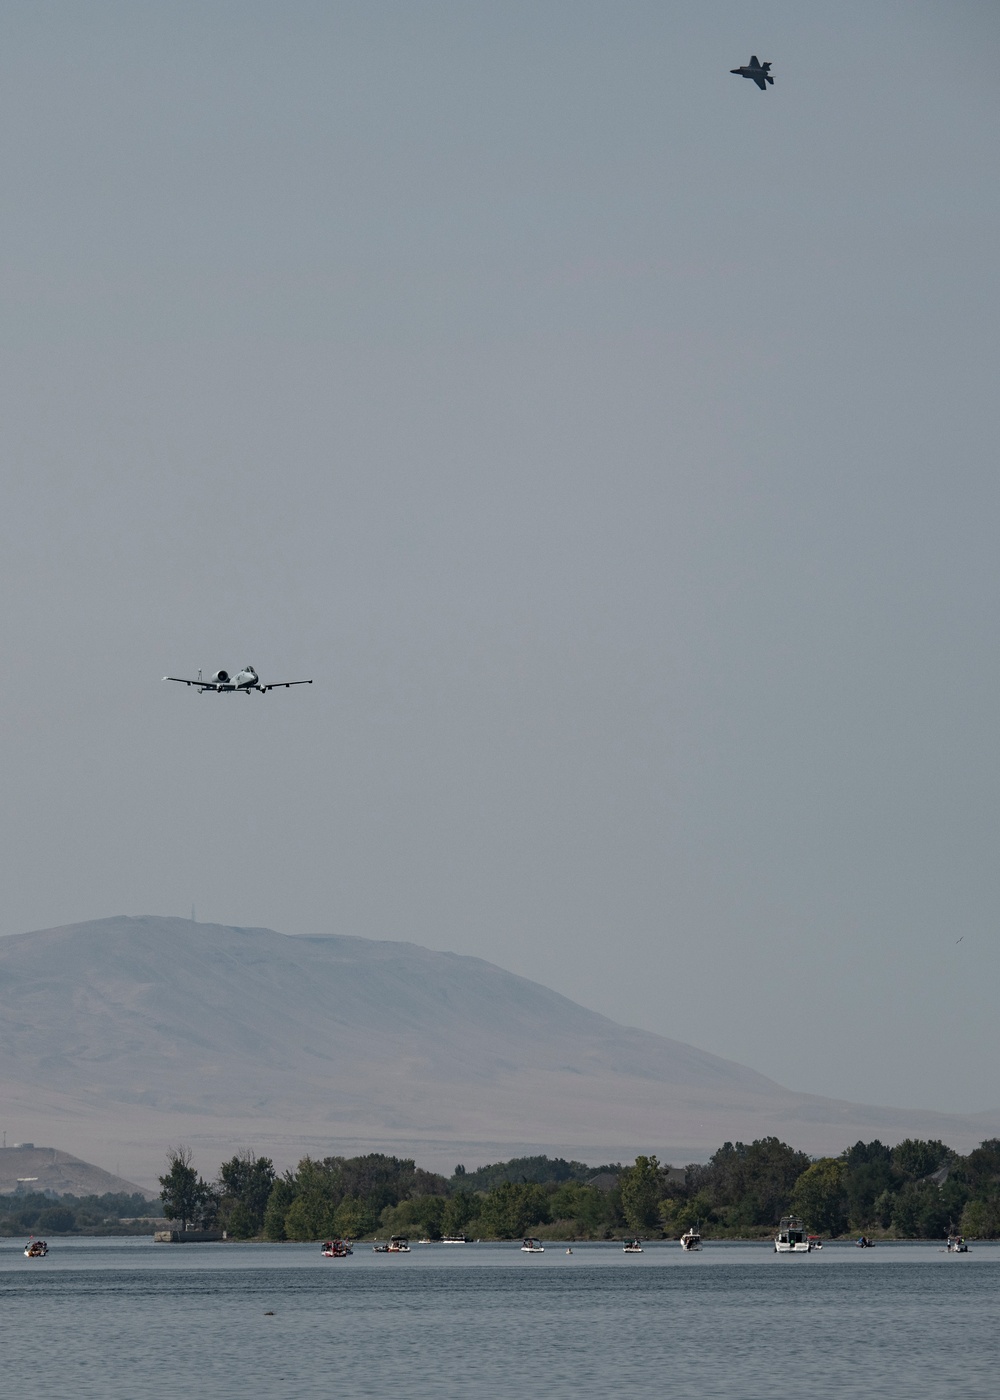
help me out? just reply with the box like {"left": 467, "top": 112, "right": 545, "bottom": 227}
{"left": 1, "top": 1238, "right": 996, "bottom": 1399}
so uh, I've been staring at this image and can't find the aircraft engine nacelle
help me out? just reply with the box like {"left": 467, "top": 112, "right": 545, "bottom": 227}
{"left": 211, "top": 670, "right": 230, "bottom": 684}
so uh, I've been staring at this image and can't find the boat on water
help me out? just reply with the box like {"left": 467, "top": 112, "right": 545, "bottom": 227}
{"left": 520, "top": 1238, "right": 545, "bottom": 1253}
{"left": 321, "top": 1239, "right": 353, "bottom": 1257}
{"left": 24, "top": 1239, "right": 48, "bottom": 1258}
{"left": 679, "top": 1228, "right": 702, "bottom": 1252}
{"left": 946, "top": 1235, "right": 969, "bottom": 1253}
{"left": 623, "top": 1238, "right": 643, "bottom": 1253}
{"left": 856, "top": 1235, "right": 874, "bottom": 1249}
{"left": 372, "top": 1235, "right": 411, "bottom": 1253}
{"left": 441, "top": 1234, "right": 473, "bottom": 1244}
{"left": 372, "top": 1235, "right": 410, "bottom": 1253}
{"left": 774, "top": 1216, "right": 811, "bottom": 1253}
{"left": 807, "top": 1235, "right": 823, "bottom": 1251}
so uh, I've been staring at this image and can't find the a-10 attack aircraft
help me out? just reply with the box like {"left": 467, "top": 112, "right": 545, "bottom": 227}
{"left": 163, "top": 666, "right": 313, "bottom": 694}
{"left": 730, "top": 56, "right": 774, "bottom": 90}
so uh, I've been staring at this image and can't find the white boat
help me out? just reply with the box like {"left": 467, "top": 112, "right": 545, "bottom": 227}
{"left": 946, "top": 1235, "right": 969, "bottom": 1253}
{"left": 679, "top": 1229, "right": 702, "bottom": 1252}
{"left": 623, "top": 1238, "right": 643, "bottom": 1253}
{"left": 321, "top": 1239, "right": 352, "bottom": 1257}
{"left": 441, "top": 1234, "right": 472, "bottom": 1244}
{"left": 520, "top": 1238, "right": 545, "bottom": 1253}
{"left": 774, "top": 1216, "right": 811, "bottom": 1253}
{"left": 24, "top": 1239, "right": 48, "bottom": 1258}
{"left": 373, "top": 1235, "right": 410, "bottom": 1253}
{"left": 807, "top": 1235, "right": 823, "bottom": 1251}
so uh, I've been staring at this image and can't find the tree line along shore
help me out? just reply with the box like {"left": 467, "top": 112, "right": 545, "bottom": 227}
{"left": 146, "top": 1135, "right": 1000, "bottom": 1243}
{"left": 0, "top": 1191, "right": 157, "bottom": 1237}
{"left": 5, "top": 1136, "right": 998, "bottom": 1242}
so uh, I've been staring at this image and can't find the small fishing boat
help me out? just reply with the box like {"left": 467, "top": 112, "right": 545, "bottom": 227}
{"left": 807, "top": 1235, "right": 823, "bottom": 1251}
{"left": 520, "top": 1238, "right": 545, "bottom": 1253}
{"left": 441, "top": 1234, "right": 472, "bottom": 1244}
{"left": 373, "top": 1235, "right": 411, "bottom": 1252}
{"left": 679, "top": 1228, "right": 702, "bottom": 1252}
{"left": 623, "top": 1238, "right": 643, "bottom": 1253}
{"left": 24, "top": 1239, "right": 48, "bottom": 1258}
{"left": 946, "top": 1235, "right": 969, "bottom": 1253}
{"left": 856, "top": 1235, "right": 874, "bottom": 1249}
{"left": 774, "top": 1216, "right": 811, "bottom": 1253}
{"left": 321, "top": 1239, "right": 352, "bottom": 1257}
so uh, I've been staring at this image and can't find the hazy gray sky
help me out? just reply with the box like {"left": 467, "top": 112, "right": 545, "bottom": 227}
{"left": 2, "top": 1, "right": 999, "bottom": 1116}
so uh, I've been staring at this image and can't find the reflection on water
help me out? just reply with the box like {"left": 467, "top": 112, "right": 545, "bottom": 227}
{"left": 1, "top": 1240, "right": 996, "bottom": 1399}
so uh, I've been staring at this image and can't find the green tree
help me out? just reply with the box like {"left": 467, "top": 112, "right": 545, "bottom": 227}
{"left": 790, "top": 1159, "right": 848, "bottom": 1236}
{"left": 381, "top": 1195, "right": 447, "bottom": 1239}
{"left": 441, "top": 1191, "right": 478, "bottom": 1238}
{"left": 338, "top": 1155, "right": 426, "bottom": 1217}
{"left": 281, "top": 1158, "right": 344, "bottom": 1240}
{"left": 284, "top": 1192, "right": 338, "bottom": 1240}
{"left": 960, "top": 1139, "right": 1000, "bottom": 1193}
{"left": 451, "top": 1156, "right": 591, "bottom": 1193}
{"left": 37, "top": 1206, "right": 76, "bottom": 1233}
{"left": 938, "top": 1175, "right": 970, "bottom": 1229}
{"left": 334, "top": 1196, "right": 377, "bottom": 1239}
{"left": 892, "top": 1139, "right": 950, "bottom": 1182}
{"left": 698, "top": 1139, "right": 810, "bottom": 1229}
{"left": 960, "top": 1195, "right": 1000, "bottom": 1239}
{"left": 262, "top": 1175, "right": 296, "bottom": 1241}
{"left": 548, "top": 1182, "right": 608, "bottom": 1236}
{"left": 872, "top": 1189, "right": 896, "bottom": 1228}
{"left": 190, "top": 1177, "right": 220, "bottom": 1229}
{"left": 842, "top": 1141, "right": 894, "bottom": 1230}
{"left": 891, "top": 1182, "right": 950, "bottom": 1238}
{"left": 479, "top": 1182, "right": 550, "bottom": 1238}
{"left": 218, "top": 1152, "right": 276, "bottom": 1239}
{"left": 663, "top": 1190, "right": 715, "bottom": 1236}
{"left": 159, "top": 1147, "right": 201, "bottom": 1232}
{"left": 619, "top": 1156, "right": 663, "bottom": 1233}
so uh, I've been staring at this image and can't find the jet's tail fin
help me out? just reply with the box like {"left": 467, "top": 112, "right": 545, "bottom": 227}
{"left": 766, "top": 74, "right": 774, "bottom": 85}
{"left": 760, "top": 60, "right": 772, "bottom": 71}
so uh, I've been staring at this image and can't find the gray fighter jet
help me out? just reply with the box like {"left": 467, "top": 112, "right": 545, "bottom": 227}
{"left": 163, "top": 665, "right": 312, "bottom": 694}
{"left": 730, "top": 56, "right": 773, "bottom": 90}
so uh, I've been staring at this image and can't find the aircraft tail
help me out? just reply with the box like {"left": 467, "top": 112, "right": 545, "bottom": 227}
{"left": 766, "top": 74, "right": 774, "bottom": 85}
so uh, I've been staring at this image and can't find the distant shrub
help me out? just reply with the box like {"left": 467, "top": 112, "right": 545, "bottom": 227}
{"left": 37, "top": 1206, "right": 76, "bottom": 1232}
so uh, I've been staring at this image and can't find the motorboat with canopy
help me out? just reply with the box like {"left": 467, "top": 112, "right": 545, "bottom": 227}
{"left": 774, "top": 1216, "right": 811, "bottom": 1252}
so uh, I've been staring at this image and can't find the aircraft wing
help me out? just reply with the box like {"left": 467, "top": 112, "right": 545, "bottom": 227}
{"left": 163, "top": 675, "right": 218, "bottom": 689}
{"left": 749, "top": 55, "right": 761, "bottom": 68}
{"left": 259, "top": 679, "right": 313, "bottom": 692}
